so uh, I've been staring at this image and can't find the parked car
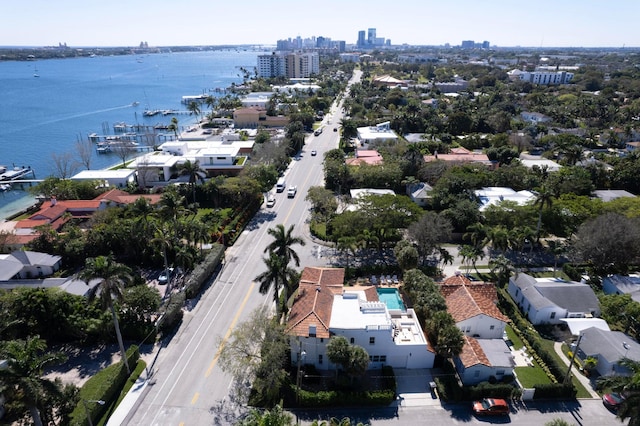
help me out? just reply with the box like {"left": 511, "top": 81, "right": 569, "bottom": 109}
{"left": 472, "top": 398, "right": 509, "bottom": 416}
{"left": 287, "top": 186, "right": 297, "bottom": 198}
{"left": 266, "top": 195, "right": 276, "bottom": 207}
{"left": 333, "top": 127, "right": 338, "bottom": 132}
{"left": 602, "top": 393, "right": 625, "bottom": 411}
{"left": 311, "top": 150, "right": 317, "bottom": 156}
{"left": 158, "top": 267, "right": 174, "bottom": 285}
{"left": 314, "top": 128, "right": 323, "bottom": 136}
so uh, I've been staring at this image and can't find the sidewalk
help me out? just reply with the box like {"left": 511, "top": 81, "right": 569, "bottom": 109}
{"left": 553, "top": 341, "right": 600, "bottom": 398}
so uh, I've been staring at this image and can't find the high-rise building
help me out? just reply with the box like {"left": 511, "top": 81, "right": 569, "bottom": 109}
{"left": 357, "top": 30, "right": 366, "bottom": 48}
{"left": 368, "top": 28, "right": 376, "bottom": 45}
{"left": 258, "top": 52, "right": 319, "bottom": 78}
{"left": 461, "top": 40, "right": 475, "bottom": 49}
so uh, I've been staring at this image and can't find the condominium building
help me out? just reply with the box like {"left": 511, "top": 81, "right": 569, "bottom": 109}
{"left": 257, "top": 52, "right": 319, "bottom": 78}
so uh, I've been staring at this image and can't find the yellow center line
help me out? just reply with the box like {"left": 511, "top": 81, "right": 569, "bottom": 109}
{"left": 191, "top": 392, "right": 199, "bottom": 405}
{"left": 205, "top": 281, "right": 256, "bottom": 377}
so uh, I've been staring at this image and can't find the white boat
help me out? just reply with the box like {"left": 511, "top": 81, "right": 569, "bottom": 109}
{"left": 0, "top": 183, "right": 11, "bottom": 192}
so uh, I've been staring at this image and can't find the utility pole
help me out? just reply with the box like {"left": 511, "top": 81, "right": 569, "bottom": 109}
{"left": 564, "top": 334, "right": 583, "bottom": 384}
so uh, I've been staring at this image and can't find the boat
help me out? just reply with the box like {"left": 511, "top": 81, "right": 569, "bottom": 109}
{"left": 0, "top": 183, "right": 11, "bottom": 192}
{"left": 143, "top": 109, "right": 160, "bottom": 117}
{"left": 33, "top": 64, "right": 39, "bottom": 78}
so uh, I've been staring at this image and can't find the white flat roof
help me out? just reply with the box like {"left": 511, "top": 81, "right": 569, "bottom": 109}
{"left": 330, "top": 291, "right": 391, "bottom": 330}
{"left": 520, "top": 159, "right": 562, "bottom": 172}
{"left": 128, "top": 153, "right": 180, "bottom": 168}
{"left": 560, "top": 318, "right": 611, "bottom": 335}
{"left": 72, "top": 169, "right": 136, "bottom": 179}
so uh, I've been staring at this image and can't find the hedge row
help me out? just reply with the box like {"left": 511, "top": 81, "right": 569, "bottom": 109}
{"left": 497, "top": 288, "right": 566, "bottom": 383}
{"left": 435, "top": 363, "right": 520, "bottom": 402}
{"left": 157, "top": 291, "right": 186, "bottom": 334}
{"left": 69, "top": 345, "right": 140, "bottom": 426}
{"left": 297, "top": 389, "right": 395, "bottom": 407}
{"left": 184, "top": 244, "right": 225, "bottom": 298}
{"left": 533, "top": 383, "right": 577, "bottom": 399}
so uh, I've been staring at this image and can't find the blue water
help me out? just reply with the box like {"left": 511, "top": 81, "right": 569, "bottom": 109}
{"left": 0, "top": 49, "right": 264, "bottom": 218}
{"left": 377, "top": 288, "right": 406, "bottom": 311}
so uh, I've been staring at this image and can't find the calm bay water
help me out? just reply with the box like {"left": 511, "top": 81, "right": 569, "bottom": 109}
{"left": 0, "top": 49, "right": 263, "bottom": 218}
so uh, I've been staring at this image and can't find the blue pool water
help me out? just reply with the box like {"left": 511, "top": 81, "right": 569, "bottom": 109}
{"left": 377, "top": 288, "right": 406, "bottom": 311}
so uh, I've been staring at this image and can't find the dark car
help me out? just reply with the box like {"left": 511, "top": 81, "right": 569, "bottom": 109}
{"left": 603, "top": 393, "right": 625, "bottom": 411}
{"left": 333, "top": 127, "right": 338, "bottom": 132}
{"left": 158, "top": 267, "right": 174, "bottom": 285}
{"left": 472, "top": 398, "right": 509, "bottom": 416}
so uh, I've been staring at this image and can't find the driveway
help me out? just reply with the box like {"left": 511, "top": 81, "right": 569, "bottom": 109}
{"left": 393, "top": 368, "right": 442, "bottom": 407}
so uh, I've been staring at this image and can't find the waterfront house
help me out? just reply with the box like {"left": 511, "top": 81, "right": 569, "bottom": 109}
{"left": 508, "top": 273, "right": 600, "bottom": 325}
{"left": 286, "top": 267, "right": 434, "bottom": 371}
{"left": 71, "top": 169, "right": 137, "bottom": 189}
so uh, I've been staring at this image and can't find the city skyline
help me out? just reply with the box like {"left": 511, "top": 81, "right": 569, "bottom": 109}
{"left": 3, "top": 0, "right": 640, "bottom": 48}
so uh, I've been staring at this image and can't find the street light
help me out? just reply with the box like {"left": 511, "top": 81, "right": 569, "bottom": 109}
{"left": 82, "top": 399, "right": 105, "bottom": 426}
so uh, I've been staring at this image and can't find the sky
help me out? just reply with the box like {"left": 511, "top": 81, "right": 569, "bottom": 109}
{"left": 3, "top": 0, "right": 640, "bottom": 48}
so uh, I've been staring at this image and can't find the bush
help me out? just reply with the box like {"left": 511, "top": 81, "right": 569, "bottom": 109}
{"left": 297, "top": 389, "right": 395, "bottom": 407}
{"left": 157, "top": 291, "right": 186, "bottom": 334}
{"left": 463, "top": 382, "right": 521, "bottom": 400}
{"left": 533, "top": 383, "right": 577, "bottom": 399}
{"left": 184, "top": 244, "right": 225, "bottom": 298}
{"left": 68, "top": 345, "right": 140, "bottom": 426}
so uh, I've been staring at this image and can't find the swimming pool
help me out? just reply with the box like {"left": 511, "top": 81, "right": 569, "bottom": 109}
{"left": 377, "top": 288, "right": 406, "bottom": 311}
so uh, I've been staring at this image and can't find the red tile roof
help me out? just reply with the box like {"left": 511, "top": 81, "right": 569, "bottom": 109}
{"left": 96, "top": 189, "right": 162, "bottom": 205}
{"left": 439, "top": 276, "right": 508, "bottom": 323}
{"left": 286, "top": 267, "right": 345, "bottom": 338}
{"left": 458, "top": 335, "right": 491, "bottom": 367}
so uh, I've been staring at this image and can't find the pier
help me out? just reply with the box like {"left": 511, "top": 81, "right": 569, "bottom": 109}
{"left": 0, "top": 165, "right": 36, "bottom": 182}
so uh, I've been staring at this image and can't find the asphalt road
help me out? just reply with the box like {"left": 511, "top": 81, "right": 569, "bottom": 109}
{"left": 125, "top": 73, "right": 359, "bottom": 425}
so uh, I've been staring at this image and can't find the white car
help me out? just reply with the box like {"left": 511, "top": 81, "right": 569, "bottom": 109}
{"left": 266, "top": 195, "right": 276, "bottom": 207}
{"left": 311, "top": 150, "right": 317, "bottom": 156}
{"left": 287, "top": 186, "right": 297, "bottom": 198}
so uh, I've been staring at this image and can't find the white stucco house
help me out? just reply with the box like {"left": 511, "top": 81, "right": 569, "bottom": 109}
{"left": 0, "top": 251, "right": 62, "bottom": 280}
{"left": 71, "top": 169, "right": 138, "bottom": 189}
{"left": 454, "top": 336, "right": 516, "bottom": 386}
{"left": 440, "top": 274, "right": 509, "bottom": 339}
{"left": 474, "top": 187, "right": 536, "bottom": 212}
{"left": 356, "top": 122, "right": 399, "bottom": 146}
{"left": 575, "top": 327, "right": 640, "bottom": 377}
{"left": 508, "top": 274, "right": 600, "bottom": 325}
{"left": 406, "top": 182, "right": 432, "bottom": 208}
{"left": 286, "top": 267, "right": 434, "bottom": 371}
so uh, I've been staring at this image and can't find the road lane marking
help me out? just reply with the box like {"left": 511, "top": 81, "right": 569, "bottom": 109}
{"left": 191, "top": 392, "right": 199, "bottom": 405}
{"left": 205, "top": 281, "right": 256, "bottom": 377}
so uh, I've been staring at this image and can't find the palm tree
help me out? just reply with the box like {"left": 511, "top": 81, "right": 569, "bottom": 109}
{"left": 0, "top": 336, "right": 66, "bottom": 426}
{"left": 597, "top": 358, "right": 640, "bottom": 426}
{"left": 77, "top": 255, "right": 133, "bottom": 374}
{"left": 264, "top": 224, "right": 306, "bottom": 267}
{"left": 167, "top": 117, "right": 179, "bottom": 138}
{"left": 187, "top": 100, "right": 201, "bottom": 123}
{"left": 533, "top": 185, "right": 554, "bottom": 242}
{"left": 178, "top": 159, "right": 206, "bottom": 203}
{"left": 254, "top": 252, "right": 298, "bottom": 316}
{"left": 489, "top": 255, "right": 516, "bottom": 287}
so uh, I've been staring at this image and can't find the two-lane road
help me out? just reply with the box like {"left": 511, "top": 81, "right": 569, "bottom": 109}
{"left": 126, "top": 71, "right": 361, "bottom": 425}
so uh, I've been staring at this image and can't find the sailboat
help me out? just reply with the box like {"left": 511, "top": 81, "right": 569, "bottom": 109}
{"left": 33, "top": 64, "right": 40, "bottom": 78}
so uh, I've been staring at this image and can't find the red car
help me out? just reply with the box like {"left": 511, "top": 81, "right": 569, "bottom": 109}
{"left": 472, "top": 398, "right": 510, "bottom": 416}
{"left": 603, "top": 393, "right": 625, "bottom": 411}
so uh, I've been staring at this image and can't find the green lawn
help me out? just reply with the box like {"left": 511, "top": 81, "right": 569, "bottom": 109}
{"left": 537, "top": 338, "right": 592, "bottom": 398}
{"left": 515, "top": 363, "right": 552, "bottom": 387}
{"left": 505, "top": 325, "right": 524, "bottom": 350}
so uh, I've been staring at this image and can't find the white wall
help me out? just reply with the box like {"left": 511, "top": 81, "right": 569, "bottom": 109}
{"left": 458, "top": 315, "right": 506, "bottom": 339}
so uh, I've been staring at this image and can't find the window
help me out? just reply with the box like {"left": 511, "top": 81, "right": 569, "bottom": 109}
{"left": 373, "top": 355, "right": 380, "bottom": 362}
{"left": 309, "top": 324, "right": 316, "bottom": 337}
{"left": 550, "top": 312, "right": 556, "bottom": 319}
{"left": 350, "top": 337, "right": 355, "bottom": 344}
{"left": 320, "top": 338, "right": 324, "bottom": 343}
{"left": 465, "top": 326, "right": 471, "bottom": 332}
{"left": 318, "top": 354, "right": 323, "bottom": 364}
{"left": 490, "top": 325, "right": 495, "bottom": 330}
{"left": 380, "top": 355, "right": 386, "bottom": 363}
{"left": 369, "top": 337, "right": 375, "bottom": 345}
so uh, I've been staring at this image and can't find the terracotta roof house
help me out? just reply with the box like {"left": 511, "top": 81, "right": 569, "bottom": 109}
{"left": 454, "top": 336, "right": 515, "bottom": 385}
{"left": 286, "top": 267, "right": 434, "bottom": 370}
{"left": 345, "top": 150, "right": 383, "bottom": 166}
{"left": 439, "top": 274, "right": 508, "bottom": 339}
{"left": 423, "top": 147, "right": 494, "bottom": 168}
{"left": 508, "top": 273, "right": 600, "bottom": 325}
{"left": 95, "top": 189, "right": 162, "bottom": 207}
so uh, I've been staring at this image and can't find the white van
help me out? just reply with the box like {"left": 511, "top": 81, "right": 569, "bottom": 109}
{"left": 276, "top": 177, "right": 286, "bottom": 192}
